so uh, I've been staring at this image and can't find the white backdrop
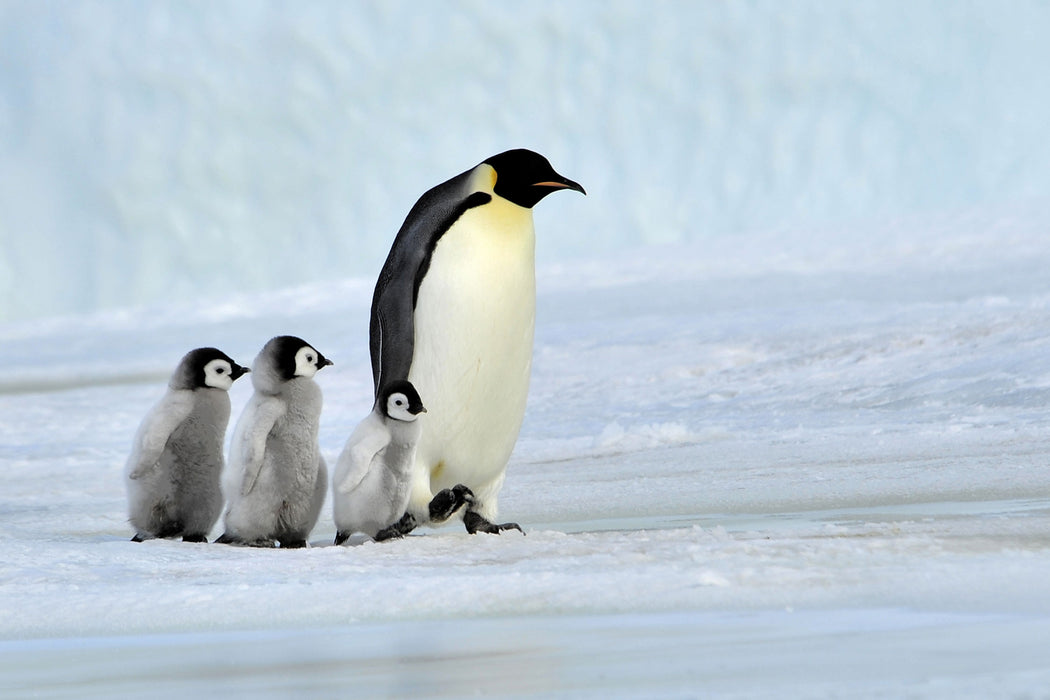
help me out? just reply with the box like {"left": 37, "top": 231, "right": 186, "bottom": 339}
{"left": 2, "top": 0, "right": 1049, "bottom": 322}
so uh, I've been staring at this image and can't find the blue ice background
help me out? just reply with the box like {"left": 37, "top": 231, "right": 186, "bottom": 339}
{"left": 2, "top": 1, "right": 1049, "bottom": 322}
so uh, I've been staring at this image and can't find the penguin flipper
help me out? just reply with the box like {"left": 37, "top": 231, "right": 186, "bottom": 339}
{"left": 334, "top": 418, "right": 390, "bottom": 495}
{"left": 127, "top": 393, "right": 193, "bottom": 479}
{"left": 369, "top": 181, "right": 491, "bottom": 395}
{"left": 238, "top": 398, "right": 284, "bottom": 496}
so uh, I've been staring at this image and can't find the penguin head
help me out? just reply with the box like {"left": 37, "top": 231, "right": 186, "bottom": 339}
{"left": 170, "top": 347, "right": 249, "bottom": 392}
{"left": 378, "top": 379, "right": 426, "bottom": 422}
{"left": 252, "top": 335, "right": 333, "bottom": 392}
{"left": 481, "top": 149, "right": 586, "bottom": 209}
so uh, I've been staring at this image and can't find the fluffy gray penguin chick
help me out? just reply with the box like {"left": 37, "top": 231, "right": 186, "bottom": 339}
{"left": 217, "top": 335, "right": 332, "bottom": 548}
{"left": 125, "top": 347, "right": 249, "bottom": 542}
{"left": 332, "top": 379, "right": 429, "bottom": 544}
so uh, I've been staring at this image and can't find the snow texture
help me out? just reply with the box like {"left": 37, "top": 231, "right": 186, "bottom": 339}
{"left": 3, "top": 203, "right": 1050, "bottom": 696}
{"left": 3, "top": 2, "right": 1050, "bottom": 697}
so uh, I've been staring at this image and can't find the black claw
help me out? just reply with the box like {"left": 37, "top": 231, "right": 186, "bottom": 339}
{"left": 463, "top": 510, "right": 525, "bottom": 535}
{"left": 429, "top": 484, "right": 475, "bottom": 522}
{"left": 373, "top": 526, "right": 403, "bottom": 542}
{"left": 131, "top": 534, "right": 145, "bottom": 543}
{"left": 182, "top": 534, "right": 208, "bottom": 543}
{"left": 214, "top": 533, "right": 275, "bottom": 547}
{"left": 279, "top": 539, "right": 308, "bottom": 549}
{"left": 155, "top": 521, "right": 184, "bottom": 540}
{"left": 334, "top": 531, "right": 350, "bottom": 546}
{"left": 375, "top": 512, "right": 417, "bottom": 541}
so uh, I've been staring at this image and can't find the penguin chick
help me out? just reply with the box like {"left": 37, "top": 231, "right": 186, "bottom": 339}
{"left": 332, "top": 380, "right": 428, "bottom": 544}
{"left": 125, "top": 347, "right": 249, "bottom": 542}
{"left": 217, "top": 336, "right": 332, "bottom": 548}
{"left": 369, "top": 148, "right": 584, "bottom": 536}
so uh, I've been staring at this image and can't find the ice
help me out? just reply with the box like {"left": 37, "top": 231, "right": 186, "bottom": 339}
{"left": 4, "top": 204, "right": 1050, "bottom": 695}
{"left": 4, "top": 2, "right": 1050, "bottom": 696}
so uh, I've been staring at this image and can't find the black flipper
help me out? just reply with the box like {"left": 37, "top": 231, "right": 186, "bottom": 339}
{"left": 369, "top": 175, "right": 491, "bottom": 396}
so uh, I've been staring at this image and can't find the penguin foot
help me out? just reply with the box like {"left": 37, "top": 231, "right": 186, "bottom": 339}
{"left": 214, "top": 533, "right": 276, "bottom": 548}
{"left": 155, "top": 521, "right": 184, "bottom": 540}
{"left": 182, "top": 534, "right": 208, "bottom": 543}
{"left": 464, "top": 510, "right": 524, "bottom": 536}
{"left": 279, "top": 538, "right": 308, "bottom": 549}
{"left": 375, "top": 513, "right": 418, "bottom": 541}
{"left": 428, "top": 484, "right": 474, "bottom": 523}
{"left": 334, "top": 530, "right": 351, "bottom": 546}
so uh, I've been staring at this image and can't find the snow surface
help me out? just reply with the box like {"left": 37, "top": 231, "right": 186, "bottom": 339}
{"left": 3, "top": 203, "right": 1050, "bottom": 697}
{"left": 4, "top": 1, "right": 1050, "bottom": 696}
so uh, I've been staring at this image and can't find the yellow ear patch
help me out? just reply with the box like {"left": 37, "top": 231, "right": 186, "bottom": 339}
{"left": 469, "top": 164, "right": 498, "bottom": 193}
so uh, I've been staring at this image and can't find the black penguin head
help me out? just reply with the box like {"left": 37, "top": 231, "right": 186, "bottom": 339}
{"left": 170, "top": 347, "right": 249, "bottom": 391}
{"left": 483, "top": 149, "right": 586, "bottom": 209}
{"left": 378, "top": 379, "right": 426, "bottom": 422}
{"left": 258, "top": 336, "right": 333, "bottom": 385}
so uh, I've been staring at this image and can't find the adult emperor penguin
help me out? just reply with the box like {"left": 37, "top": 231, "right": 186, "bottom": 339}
{"left": 369, "top": 149, "right": 585, "bottom": 536}
{"left": 217, "top": 336, "right": 332, "bottom": 548}
{"left": 125, "top": 347, "right": 249, "bottom": 542}
{"left": 332, "top": 379, "right": 428, "bottom": 544}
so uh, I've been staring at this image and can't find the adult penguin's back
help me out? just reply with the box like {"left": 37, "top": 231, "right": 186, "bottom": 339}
{"left": 370, "top": 149, "right": 584, "bottom": 534}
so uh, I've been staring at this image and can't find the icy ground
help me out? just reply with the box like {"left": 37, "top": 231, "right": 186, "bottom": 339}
{"left": 3, "top": 206, "right": 1050, "bottom": 697}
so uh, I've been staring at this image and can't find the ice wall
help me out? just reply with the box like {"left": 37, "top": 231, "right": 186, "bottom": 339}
{"left": 2, "top": 1, "right": 1049, "bottom": 322}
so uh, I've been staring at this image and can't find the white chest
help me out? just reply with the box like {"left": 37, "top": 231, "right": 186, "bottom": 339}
{"left": 409, "top": 197, "right": 537, "bottom": 478}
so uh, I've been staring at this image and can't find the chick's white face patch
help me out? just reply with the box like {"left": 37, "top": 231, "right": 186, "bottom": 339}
{"left": 386, "top": 392, "right": 421, "bottom": 422}
{"left": 293, "top": 346, "right": 320, "bottom": 378}
{"left": 202, "top": 359, "right": 235, "bottom": 390}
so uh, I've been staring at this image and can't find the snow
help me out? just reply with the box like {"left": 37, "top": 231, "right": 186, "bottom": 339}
{"left": 4, "top": 2, "right": 1050, "bottom": 696}
{"left": 4, "top": 202, "right": 1050, "bottom": 696}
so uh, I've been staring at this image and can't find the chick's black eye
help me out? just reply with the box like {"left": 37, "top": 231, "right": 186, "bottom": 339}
{"left": 216, "top": 368, "right": 225, "bottom": 374}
